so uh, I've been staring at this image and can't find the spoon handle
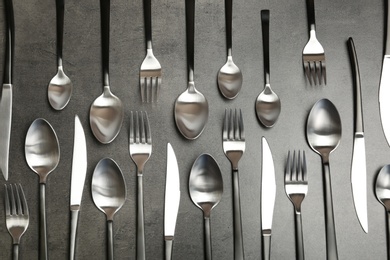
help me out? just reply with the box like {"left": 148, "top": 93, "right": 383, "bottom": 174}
{"left": 185, "top": 0, "right": 195, "bottom": 82}
{"left": 204, "top": 217, "right": 212, "bottom": 260}
{"left": 137, "top": 175, "right": 146, "bottom": 260}
{"left": 107, "top": 220, "right": 114, "bottom": 260}
{"left": 100, "top": 0, "right": 110, "bottom": 86}
{"left": 322, "top": 161, "right": 339, "bottom": 260}
{"left": 55, "top": 0, "right": 64, "bottom": 67}
{"left": 143, "top": 0, "right": 152, "bottom": 49}
{"left": 3, "top": 0, "right": 14, "bottom": 84}
{"left": 225, "top": 0, "right": 232, "bottom": 56}
{"left": 39, "top": 183, "right": 48, "bottom": 260}
{"left": 232, "top": 169, "right": 245, "bottom": 260}
{"left": 261, "top": 10, "right": 270, "bottom": 86}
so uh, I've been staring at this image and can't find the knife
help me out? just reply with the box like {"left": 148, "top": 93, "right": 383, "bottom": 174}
{"left": 0, "top": 0, "right": 15, "bottom": 181}
{"left": 164, "top": 143, "right": 180, "bottom": 260}
{"left": 261, "top": 137, "right": 276, "bottom": 260}
{"left": 348, "top": 37, "right": 368, "bottom": 233}
{"left": 379, "top": 1, "right": 390, "bottom": 146}
{"left": 69, "top": 115, "right": 88, "bottom": 260}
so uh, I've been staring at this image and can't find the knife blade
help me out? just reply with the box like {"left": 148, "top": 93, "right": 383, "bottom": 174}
{"left": 348, "top": 37, "right": 368, "bottom": 233}
{"left": 164, "top": 143, "right": 180, "bottom": 260}
{"left": 261, "top": 137, "right": 276, "bottom": 260}
{"left": 69, "top": 115, "right": 87, "bottom": 260}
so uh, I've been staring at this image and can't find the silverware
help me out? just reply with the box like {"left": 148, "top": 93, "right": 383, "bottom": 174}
{"left": 174, "top": 0, "right": 208, "bottom": 140}
{"left": 48, "top": 0, "right": 73, "bottom": 110}
{"left": 347, "top": 37, "right": 368, "bottom": 233}
{"left": 306, "top": 99, "right": 341, "bottom": 260}
{"left": 164, "top": 143, "right": 180, "bottom": 260}
{"left": 222, "top": 108, "right": 245, "bottom": 260}
{"left": 255, "top": 10, "right": 281, "bottom": 128}
{"left": 129, "top": 111, "right": 152, "bottom": 260}
{"left": 140, "top": 0, "right": 161, "bottom": 102}
{"left": 189, "top": 153, "right": 223, "bottom": 260}
{"left": 379, "top": 2, "right": 390, "bottom": 146}
{"left": 69, "top": 115, "right": 87, "bottom": 260}
{"left": 285, "top": 151, "right": 308, "bottom": 260}
{"left": 4, "top": 184, "right": 29, "bottom": 260}
{"left": 217, "top": 0, "right": 243, "bottom": 99}
{"left": 25, "top": 118, "right": 60, "bottom": 260}
{"left": 261, "top": 137, "right": 276, "bottom": 260}
{"left": 0, "top": 0, "right": 15, "bottom": 181}
{"left": 91, "top": 158, "right": 126, "bottom": 260}
{"left": 302, "top": 0, "right": 326, "bottom": 85}
{"left": 375, "top": 165, "right": 390, "bottom": 258}
{"left": 90, "top": 0, "right": 124, "bottom": 144}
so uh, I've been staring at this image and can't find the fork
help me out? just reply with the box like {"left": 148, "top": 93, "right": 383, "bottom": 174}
{"left": 129, "top": 111, "right": 152, "bottom": 260}
{"left": 4, "top": 184, "right": 29, "bottom": 260}
{"left": 302, "top": 0, "right": 326, "bottom": 85}
{"left": 140, "top": 0, "right": 162, "bottom": 103}
{"left": 222, "top": 108, "right": 245, "bottom": 260}
{"left": 285, "top": 151, "right": 308, "bottom": 260}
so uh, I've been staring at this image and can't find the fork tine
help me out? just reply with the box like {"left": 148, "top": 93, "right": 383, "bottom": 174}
{"left": 10, "top": 185, "right": 16, "bottom": 215}
{"left": 140, "top": 78, "right": 145, "bottom": 102}
{"left": 285, "top": 151, "right": 291, "bottom": 182}
{"left": 135, "top": 111, "right": 140, "bottom": 143}
{"left": 144, "top": 112, "right": 152, "bottom": 144}
{"left": 292, "top": 150, "right": 297, "bottom": 181}
{"left": 234, "top": 109, "right": 239, "bottom": 140}
{"left": 304, "top": 62, "right": 312, "bottom": 85}
{"left": 14, "top": 184, "right": 23, "bottom": 215}
{"left": 130, "top": 111, "right": 135, "bottom": 144}
{"left": 4, "top": 184, "right": 10, "bottom": 216}
{"left": 309, "top": 62, "right": 317, "bottom": 85}
{"left": 223, "top": 109, "right": 228, "bottom": 140}
{"left": 156, "top": 78, "right": 161, "bottom": 102}
{"left": 139, "top": 111, "right": 146, "bottom": 143}
{"left": 322, "top": 61, "right": 327, "bottom": 85}
{"left": 315, "top": 62, "right": 322, "bottom": 85}
{"left": 302, "top": 151, "right": 307, "bottom": 181}
{"left": 146, "top": 78, "right": 152, "bottom": 103}
{"left": 18, "top": 184, "right": 28, "bottom": 216}
{"left": 238, "top": 109, "right": 245, "bottom": 140}
{"left": 297, "top": 151, "right": 303, "bottom": 181}
{"left": 228, "top": 109, "right": 234, "bottom": 140}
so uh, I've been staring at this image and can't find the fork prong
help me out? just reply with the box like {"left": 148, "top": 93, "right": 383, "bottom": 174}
{"left": 285, "top": 151, "right": 291, "bottom": 182}
{"left": 143, "top": 112, "right": 152, "bottom": 144}
{"left": 302, "top": 151, "right": 307, "bottom": 181}
{"left": 234, "top": 109, "right": 240, "bottom": 140}
{"left": 156, "top": 77, "right": 161, "bottom": 102}
{"left": 140, "top": 78, "right": 145, "bottom": 103}
{"left": 228, "top": 109, "right": 234, "bottom": 140}
{"left": 14, "top": 184, "right": 23, "bottom": 215}
{"left": 315, "top": 61, "right": 322, "bottom": 85}
{"left": 309, "top": 62, "right": 317, "bottom": 85}
{"left": 297, "top": 151, "right": 303, "bottom": 181}
{"left": 10, "top": 185, "right": 16, "bottom": 215}
{"left": 139, "top": 111, "right": 146, "bottom": 144}
{"left": 135, "top": 111, "right": 140, "bottom": 144}
{"left": 146, "top": 78, "right": 152, "bottom": 103}
{"left": 223, "top": 109, "right": 228, "bottom": 141}
{"left": 4, "top": 184, "right": 10, "bottom": 216}
{"left": 304, "top": 62, "right": 312, "bottom": 85}
{"left": 18, "top": 184, "right": 28, "bottom": 216}
{"left": 292, "top": 150, "right": 297, "bottom": 181}
{"left": 238, "top": 109, "right": 245, "bottom": 140}
{"left": 322, "top": 61, "right": 327, "bottom": 85}
{"left": 130, "top": 111, "right": 135, "bottom": 144}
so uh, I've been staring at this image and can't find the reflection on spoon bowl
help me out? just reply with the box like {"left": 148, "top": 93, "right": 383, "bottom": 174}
{"left": 48, "top": 66, "right": 73, "bottom": 110}
{"left": 255, "top": 85, "right": 281, "bottom": 127}
{"left": 217, "top": 57, "right": 243, "bottom": 99}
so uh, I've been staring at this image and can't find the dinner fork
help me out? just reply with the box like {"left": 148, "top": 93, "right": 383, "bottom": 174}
{"left": 129, "top": 111, "right": 152, "bottom": 260}
{"left": 4, "top": 184, "right": 29, "bottom": 260}
{"left": 302, "top": 0, "right": 326, "bottom": 85}
{"left": 285, "top": 151, "right": 308, "bottom": 260}
{"left": 140, "top": 0, "right": 162, "bottom": 103}
{"left": 222, "top": 108, "right": 245, "bottom": 260}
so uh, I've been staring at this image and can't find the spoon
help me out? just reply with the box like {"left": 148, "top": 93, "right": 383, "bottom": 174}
{"left": 189, "top": 153, "right": 223, "bottom": 260}
{"left": 255, "top": 10, "right": 281, "bottom": 128}
{"left": 48, "top": 0, "right": 73, "bottom": 110}
{"left": 306, "top": 98, "right": 341, "bottom": 260}
{"left": 376, "top": 165, "right": 390, "bottom": 259}
{"left": 25, "top": 118, "right": 60, "bottom": 260}
{"left": 174, "top": 0, "right": 208, "bottom": 140}
{"left": 90, "top": 0, "right": 124, "bottom": 144}
{"left": 217, "top": 0, "right": 242, "bottom": 99}
{"left": 92, "top": 158, "right": 126, "bottom": 260}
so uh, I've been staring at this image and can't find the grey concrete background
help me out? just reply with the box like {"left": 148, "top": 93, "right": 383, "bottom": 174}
{"left": 0, "top": 0, "right": 388, "bottom": 259}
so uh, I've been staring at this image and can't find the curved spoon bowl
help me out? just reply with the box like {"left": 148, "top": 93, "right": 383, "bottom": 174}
{"left": 255, "top": 85, "right": 281, "bottom": 127}
{"left": 218, "top": 56, "right": 243, "bottom": 99}
{"left": 376, "top": 165, "right": 390, "bottom": 210}
{"left": 48, "top": 66, "right": 73, "bottom": 110}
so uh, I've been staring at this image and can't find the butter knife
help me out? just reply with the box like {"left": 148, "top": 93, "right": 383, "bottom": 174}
{"left": 348, "top": 37, "right": 368, "bottom": 233}
{"left": 0, "top": 0, "right": 15, "bottom": 180}
{"left": 164, "top": 143, "right": 180, "bottom": 260}
{"left": 261, "top": 137, "right": 276, "bottom": 260}
{"left": 69, "top": 115, "right": 88, "bottom": 260}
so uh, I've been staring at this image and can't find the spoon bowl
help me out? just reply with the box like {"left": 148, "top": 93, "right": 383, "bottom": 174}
{"left": 255, "top": 85, "right": 281, "bottom": 127}
{"left": 218, "top": 57, "right": 243, "bottom": 99}
{"left": 376, "top": 165, "right": 390, "bottom": 210}
{"left": 48, "top": 67, "right": 73, "bottom": 110}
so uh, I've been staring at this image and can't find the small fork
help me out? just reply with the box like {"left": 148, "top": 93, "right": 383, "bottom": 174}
{"left": 140, "top": 0, "right": 162, "bottom": 103}
{"left": 302, "top": 0, "right": 326, "bottom": 85}
{"left": 129, "top": 111, "right": 152, "bottom": 260}
{"left": 285, "top": 151, "right": 308, "bottom": 260}
{"left": 5, "top": 184, "right": 29, "bottom": 260}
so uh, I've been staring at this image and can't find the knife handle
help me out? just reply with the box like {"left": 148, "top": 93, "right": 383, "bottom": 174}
{"left": 69, "top": 209, "right": 80, "bottom": 260}
{"left": 204, "top": 217, "right": 212, "bottom": 260}
{"left": 40, "top": 183, "right": 48, "bottom": 260}
{"left": 164, "top": 237, "right": 173, "bottom": 260}
{"left": 137, "top": 175, "right": 146, "bottom": 260}
{"left": 4, "top": 0, "right": 14, "bottom": 84}
{"left": 295, "top": 212, "right": 305, "bottom": 260}
{"left": 262, "top": 231, "right": 271, "bottom": 260}
{"left": 232, "top": 169, "right": 245, "bottom": 260}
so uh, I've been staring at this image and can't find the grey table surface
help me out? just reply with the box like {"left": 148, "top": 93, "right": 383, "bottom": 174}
{"left": 0, "top": 0, "right": 388, "bottom": 259}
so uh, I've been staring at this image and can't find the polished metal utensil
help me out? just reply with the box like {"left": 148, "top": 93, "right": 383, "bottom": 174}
{"left": 222, "top": 108, "right": 245, "bottom": 260}
{"left": 306, "top": 99, "right": 341, "bottom": 260}
{"left": 164, "top": 143, "right": 180, "bottom": 260}
{"left": 90, "top": 0, "right": 124, "bottom": 144}
{"left": 255, "top": 10, "right": 281, "bottom": 128}
{"left": 48, "top": 0, "right": 73, "bottom": 110}
{"left": 217, "top": 0, "right": 242, "bottom": 99}
{"left": 4, "top": 184, "right": 29, "bottom": 260}
{"left": 25, "top": 118, "right": 60, "bottom": 260}
{"left": 302, "top": 0, "right": 326, "bottom": 85}
{"left": 129, "top": 111, "right": 152, "bottom": 260}
{"left": 285, "top": 151, "right": 308, "bottom": 260}
{"left": 69, "top": 115, "right": 87, "bottom": 260}
{"left": 92, "top": 158, "right": 126, "bottom": 260}
{"left": 347, "top": 37, "right": 368, "bottom": 233}
{"left": 174, "top": 0, "right": 208, "bottom": 140}
{"left": 189, "top": 154, "right": 223, "bottom": 260}
{"left": 261, "top": 137, "right": 276, "bottom": 260}
{"left": 140, "top": 0, "right": 161, "bottom": 102}
{"left": 0, "top": 0, "right": 15, "bottom": 181}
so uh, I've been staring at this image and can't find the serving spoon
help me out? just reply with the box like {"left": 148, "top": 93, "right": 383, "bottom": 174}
{"left": 255, "top": 10, "right": 281, "bottom": 128}
{"left": 217, "top": 0, "right": 242, "bottom": 99}
{"left": 92, "top": 158, "right": 126, "bottom": 260}
{"left": 174, "top": 0, "right": 208, "bottom": 140}
{"left": 90, "top": 0, "right": 124, "bottom": 144}
{"left": 48, "top": 0, "right": 73, "bottom": 110}
{"left": 25, "top": 118, "right": 60, "bottom": 260}
{"left": 306, "top": 98, "right": 341, "bottom": 260}
{"left": 189, "top": 153, "right": 223, "bottom": 260}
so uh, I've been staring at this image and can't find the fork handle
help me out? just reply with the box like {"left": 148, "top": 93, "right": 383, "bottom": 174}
{"left": 55, "top": 0, "right": 64, "bottom": 67}
{"left": 40, "top": 183, "right": 48, "bottom": 260}
{"left": 13, "top": 244, "right": 19, "bottom": 260}
{"left": 3, "top": 0, "right": 14, "bottom": 84}
{"left": 295, "top": 212, "right": 305, "bottom": 260}
{"left": 185, "top": 0, "right": 195, "bottom": 81}
{"left": 137, "top": 175, "right": 146, "bottom": 260}
{"left": 143, "top": 0, "right": 152, "bottom": 49}
{"left": 232, "top": 169, "right": 245, "bottom": 260}
{"left": 306, "top": 0, "right": 316, "bottom": 31}
{"left": 100, "top": 0, "right": 110, "bottom": 86}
